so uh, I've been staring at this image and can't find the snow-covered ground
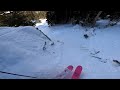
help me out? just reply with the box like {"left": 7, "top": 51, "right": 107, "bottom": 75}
{"left": 0, "top": 19, "right": 120, "bottom": 79}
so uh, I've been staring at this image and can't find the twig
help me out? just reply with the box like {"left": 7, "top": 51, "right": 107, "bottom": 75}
{"left": 43, "top": 42, "right": 47, "bottom": 50}
{"left": 0, "top": 70, "right": 38, "bottom": 78}
{"left": 91, "top": 56, "right": 102, "bottom": 59}
{"left": 113, "top": 60, "right": 120, "bottom": 65}
{"left": 91, "top": 51, "right": 100, "bottom": 55}
{"left": 36, "top": 28, "right": 52, "bottom": 41}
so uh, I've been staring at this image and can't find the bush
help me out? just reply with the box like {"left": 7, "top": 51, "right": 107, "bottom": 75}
{"left": 46, "top": 11, "right": 100, "bottom": 26}
{"left": 0, "top": 11, "right": 47, "bottom": 27}
{"left": 46, "top": 10, "right": 120, "bottom": 27}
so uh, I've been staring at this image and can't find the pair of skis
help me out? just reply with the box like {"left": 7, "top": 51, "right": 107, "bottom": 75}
{"left": 55, "top": 65, "right": 82, "bottom": 79}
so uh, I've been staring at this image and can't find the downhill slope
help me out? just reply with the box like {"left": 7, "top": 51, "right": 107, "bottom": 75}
{"left": 0, "top": 19, "right": 120, "bottom": 79}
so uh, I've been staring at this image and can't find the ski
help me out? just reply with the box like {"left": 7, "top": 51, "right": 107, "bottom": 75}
{"left": 55, "top": 65, "right": 73, "bottom": 79}
{"left": 72, "top": 65, "right": 82, "bottom": 79}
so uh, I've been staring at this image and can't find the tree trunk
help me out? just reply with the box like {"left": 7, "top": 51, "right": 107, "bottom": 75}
{"left": 93, "top": 11, "right": 103, "bottom": 26}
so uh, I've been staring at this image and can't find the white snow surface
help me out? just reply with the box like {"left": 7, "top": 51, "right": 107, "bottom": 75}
{"left": 0, "top": 19, "right": 120, "bottom": 79}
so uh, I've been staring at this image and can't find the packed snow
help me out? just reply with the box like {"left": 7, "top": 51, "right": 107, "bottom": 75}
{"left": 0, "top": 19, "right": 120, "bottom": 79}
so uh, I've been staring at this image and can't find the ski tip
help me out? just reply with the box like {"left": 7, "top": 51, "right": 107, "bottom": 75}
{"left": 67, "top": 65, "right": 73, "bottom": 71}
{"left": 71, "top": 65, "right": 82, "bottom": 79}
{"left": 75, "top": 65, "right": 82, "bottom": 72}
{"left": 77, "top": 65, "right": 82, "bottom": 70}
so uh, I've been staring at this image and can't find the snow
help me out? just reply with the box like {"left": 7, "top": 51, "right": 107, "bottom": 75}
{"left": 0, "top": 19, "right": 120, "bottom": 79}
{"left": 35, "top": 19, "right": 48, "bottom": 26}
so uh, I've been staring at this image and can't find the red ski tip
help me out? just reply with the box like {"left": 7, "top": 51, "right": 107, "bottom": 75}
{"left": 72, "top": 65, "right": 82, "bottom": 79}
{"left": 67, "top": 65, "right": 73, "bottom": 71}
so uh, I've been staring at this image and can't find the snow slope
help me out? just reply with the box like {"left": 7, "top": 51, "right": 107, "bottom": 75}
{"left": 36, "top": 19, "right": 120, "bottom": 79}
{"left": 0, "top": 19, "right": 120, "bottom": 79}
{"left": 0, "top": 26, "right": 63, "bottom": 79}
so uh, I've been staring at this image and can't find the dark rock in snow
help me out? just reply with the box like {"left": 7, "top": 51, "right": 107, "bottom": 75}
{"left": 84, "top": 34, "right": 89, "bottom": 39}
{"left": 51, "top": 42, "right": 54, "bottom": 46}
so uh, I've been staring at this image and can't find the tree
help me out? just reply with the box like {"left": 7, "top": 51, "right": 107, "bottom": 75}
{"left": 46, "top": 10, "right": 120, "bottom": 27}
{"left": 0, "top": 11, "right": 39, "bottom": 26}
